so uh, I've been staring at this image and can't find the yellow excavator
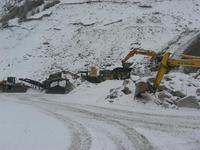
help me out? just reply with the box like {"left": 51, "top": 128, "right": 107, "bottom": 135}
{"left": 121, "top": 48, "right": 200, "bottom": 68}
{"left": 135, "top": 52, "right": 200, "bottom": 96}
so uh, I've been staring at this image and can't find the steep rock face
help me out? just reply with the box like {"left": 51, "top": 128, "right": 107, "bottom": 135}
{"left": 184, "top": 34, "right": 200, "bottom": 56}
{"left": 0, "top": 0, "right": 60, "bottom": 27}
{"left": 0, "top": 0, "right": 44, "bottom": 23}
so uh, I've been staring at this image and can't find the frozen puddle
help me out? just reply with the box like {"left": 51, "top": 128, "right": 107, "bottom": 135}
{"left": 0, "top": 99, "right": 70, "bottom": 150}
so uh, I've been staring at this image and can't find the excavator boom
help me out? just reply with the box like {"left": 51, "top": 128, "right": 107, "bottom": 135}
{"left": 122, "top": 48, "right": 159, "bottom": 67}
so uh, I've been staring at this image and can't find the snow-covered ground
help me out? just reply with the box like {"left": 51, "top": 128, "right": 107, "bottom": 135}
{"left": 0, "top": 96, "right": 70, "bottom": 150}
{"left": 1, "top": 0, "right": 200, "bottom": 150}
{"left": 1, "top": 86, "right": 200, "bottom": 150}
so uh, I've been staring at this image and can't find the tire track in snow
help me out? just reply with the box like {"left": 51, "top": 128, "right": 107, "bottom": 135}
{"left": 11, "top": 94, "right": 154, "bottom": 150}
{"left": 35, "top": 105, "right": 92, "bottom": 150}
{"left": 4, "top": 93, "right": 200, "bottom": 150}
{"left": 6, "top": 94, "right": 92, "bottom": 150}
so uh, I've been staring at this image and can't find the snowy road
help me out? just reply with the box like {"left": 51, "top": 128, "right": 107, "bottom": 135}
{"left": 1, "top": 93, "right": 200, "bottom": 150}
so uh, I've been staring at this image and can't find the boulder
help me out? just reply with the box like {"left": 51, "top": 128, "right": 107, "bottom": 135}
{"left": 122, "top": 87, "right": 132, "bottom": 95}
{"left": 196, "top": 88, "right": 200, "bottom": 96}
{"left": 135, "top": 81, "right": 149, "bottom": 97}
{"left": 170, "top": 90, "right": 186, "bottom": 98}
{"left": 157, "top": 91, "right": 172, "bottom": 101}
{"left": 176, "top": 96, "right": 200, "bottom": 109}
{"left": 107, "top": 89, "right": 118, "bottom": 99}
{"left": 122, "top": 79, "right": 134, "bottom": 95}
{"left": 162, "top": 102, "right": 170, "bottom": 108}
{"left": 157, "top": 84, "right": 169, "bottom": 92}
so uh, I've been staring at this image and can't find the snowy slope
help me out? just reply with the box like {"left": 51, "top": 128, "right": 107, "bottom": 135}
{"left": 0, "top": 0, "right": 200, "bottom": 80}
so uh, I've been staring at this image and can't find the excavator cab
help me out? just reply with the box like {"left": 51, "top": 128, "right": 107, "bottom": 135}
{"left": 7, "top": 77, "right": 16, "bottom": 84}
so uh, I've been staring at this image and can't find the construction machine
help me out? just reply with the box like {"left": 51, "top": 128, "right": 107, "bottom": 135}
{"left": 121, "top": 48, "right": 162, "bottom": 68}
{"left": 80, "top": 67, "right": 132, "bottom": 83}
{"left": 0, "top": 77, "right": 29, "bottom": 93}
{"left": 135, "top": 52, "right": 200, "bottom": 96}
{"left": 19, "top": 72, "right": 74, "bottom": 94}
{"left": 121, "top": 48, "right": 199, "bottom": 69}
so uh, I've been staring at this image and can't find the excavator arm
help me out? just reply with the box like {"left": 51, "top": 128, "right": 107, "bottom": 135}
{"left": 121, "top": 48, "right": 159, "bottom": 67}
{"left": 153, "top": 52, "right": 170, "bottom": 90}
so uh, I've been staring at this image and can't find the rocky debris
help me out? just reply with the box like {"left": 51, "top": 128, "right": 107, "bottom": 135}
{"left": 72, "top": 22, "right": 96, "bottom": 27}
{"left": 122, "top": 87, "right": 132, "bottom": 95}
{"left": 0, "top": 0, "right": 44, "bottom": 23}
{"left": 106, "top": 86, "right": 127, "bottom": 103}
{"left": 157, "top": 84, "right": 169, "bottom": 92}
{"left": 43, "top": 0, "right": 60, "bottom": 11}
{"left": 122, "top": 79, "right": 135, "bottom": 95}
{"left": 138, "top": 4, "right": 152, "bottom": 8}
{"left": 164, "top": 76, "right": 173, "bottom": 81}
{"left": 170, "top": 90, "right": 186, "bottom": 98}
{"left": 149, "top": 16, "right": 161, "bottom": 24}
{"left": 162, "top": 102, "right": 170, "bottom": 108}
{"left": 136, "top": 18, "right": 145, "bottom": 24}
{"left": 176, "top": 96, "right": 200, "bottom": 109}
{"left": 135, "top": 81, "right": 149, "bottom": 97}
{"left": 0, "top": 0, "right": 60, "bottom": 27}
{"left": 157, "top": 91, "right": 172, "bottom": 102}
{"left": 196, "top": 88, "right": 200, "bottom": 96}
{"left": 106, "top": 88, "right": 118, "bottom": 100}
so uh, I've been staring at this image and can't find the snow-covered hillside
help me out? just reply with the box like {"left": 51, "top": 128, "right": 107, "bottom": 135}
{"left": 0, "top": 0, "right": 200, "bottom": 80}
{"left": 1, "top": 1, "right": 200, "bottom": 149}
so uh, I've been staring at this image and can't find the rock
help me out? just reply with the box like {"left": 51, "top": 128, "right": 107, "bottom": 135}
{"left": 162, "top": 102, "right": 169, "bottom": 108}
{"left": 170, "top": 90, "right": 186, "bottom": 98}
{"left": 43, "top": 42, "right": 49, "bottom": 45}
{"left": 176, "top": 96, "right": 200, "bottom": 109}
{"left": 196, "top": 88, "right": 200, "bottom": 96}
{"left": 122, "top": 87, "right": 132, "bottom": 95}
{"left": 0, "top": 0, "right": 44, "bottom": 23}
{"left": 136, "top": 18, "right": 145, "bottom": 24}
{"left": 135, "top": 81, "right": 149, "bottom": 97}
{"left": 43, "top": 0, "right": 60, "bottom": 10}
{"left": 164, "top": 76, "right": 172, "bottom": 81}
{"left": 138, "top": 4, "right": 152, "bottom": 8}
{"left": 123, "top": 79, "right": 131, "bottom": 86}
{"left": 108, "top": 89, "right": 118, "bottom": 99}
{"left": 166, "top": 99, "right": 175, "bottom": 105}
{"left": 122, "top": 79, "right": 135, "bottom": 95}
{"left": 157, "top": 91, "right": 171, "bottom": 101}
{"left": 157, "top": 85, "right": 169, "bottom": 92}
